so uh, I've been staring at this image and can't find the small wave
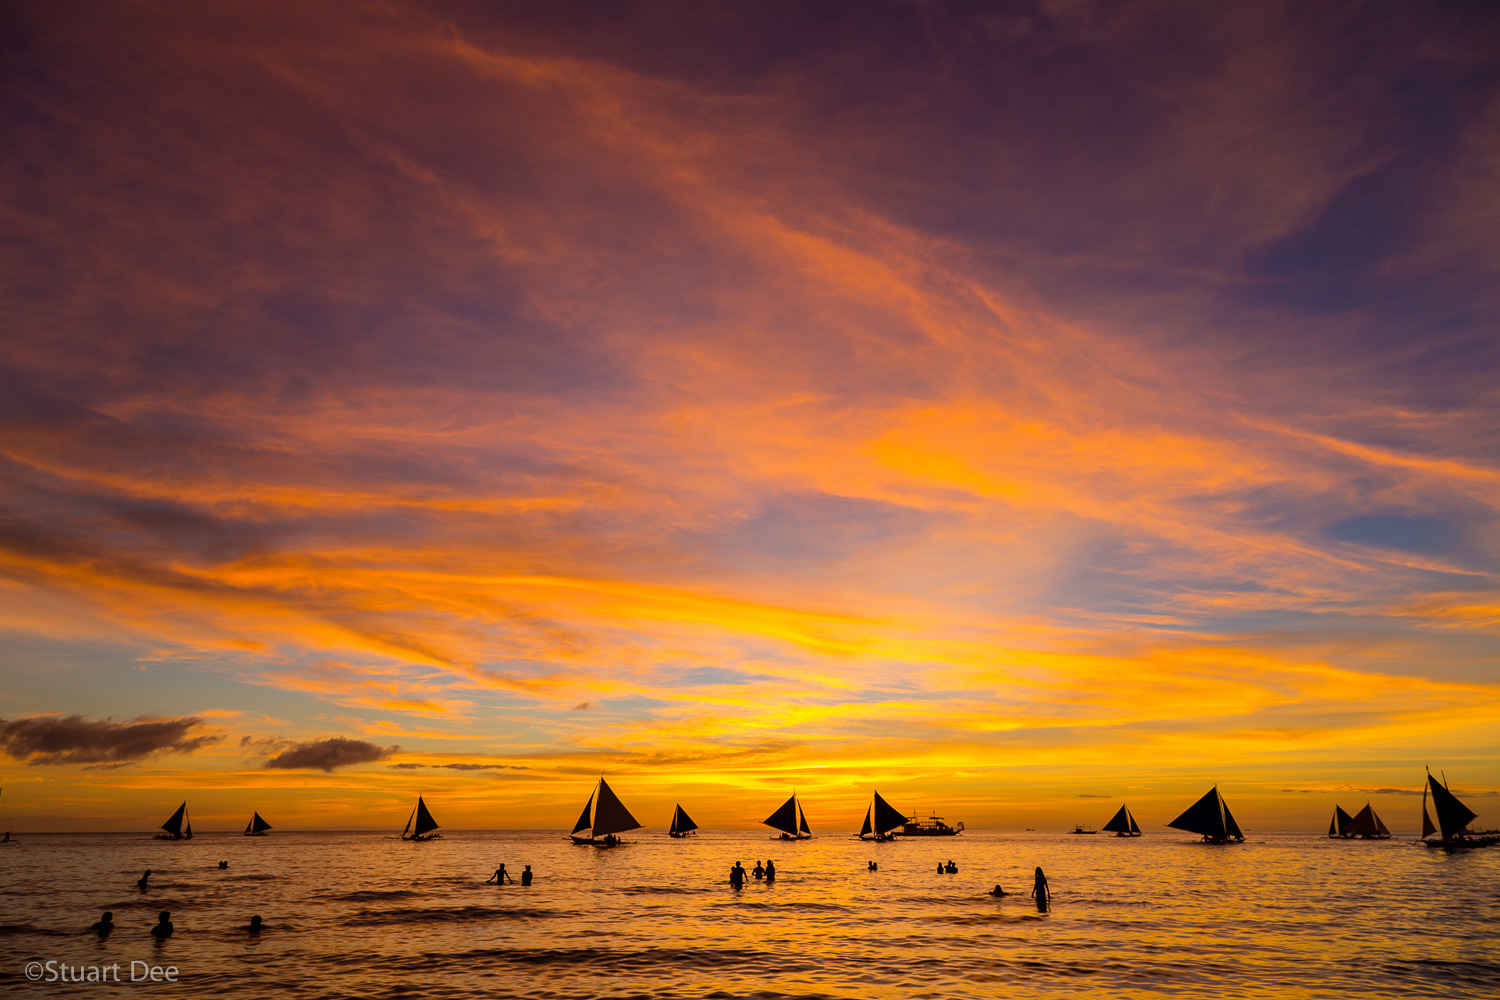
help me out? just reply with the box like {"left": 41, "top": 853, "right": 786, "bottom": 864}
{"left": 344, "top": 906, "right": 561, "bottom": 926}
{"left": 617, "top": 885, "right": 708, "bottom": 896}
{"left": 327, "top": 890, "right": 422, "bottom": 902}
{"left": 225, "top": 874, "right": 280, "bottom": 882}
{"left": 1386, "top": 959, "right": 1500, "bottom": 988}
{"left": 0, "top": 924, "right": 76, "bottom": 937}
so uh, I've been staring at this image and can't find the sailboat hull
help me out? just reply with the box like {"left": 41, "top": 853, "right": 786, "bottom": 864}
{"left": 1421, "top": 835, "right": 1499, "bottom": 849}
{"left": 571, "top": 835, "right": 626, "bottom": 846}
{"left": 772, "top": 833, "right": 812, "bottom": 840}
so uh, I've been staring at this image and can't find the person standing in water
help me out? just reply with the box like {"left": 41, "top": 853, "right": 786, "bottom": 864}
{"left": 137, "top": 869, "right": 152, "bottom": 892}
{"left": 764, "top": 859, "right": 777, "bottom": 882}
{"left": 90, "top": 912, "right": 115, "bottom": 936}
{"left": 486, "top": 863, "right": 513, "bottom": 885}
{"left": 150, "top": 911, "right": 174, "bottom": 938}
{"left": 988, "top": 884, "right": 1008, "bottom": 897}
{"left": 752, "top": 860, "right": 765, "bottom": 879}
{"left": 521, "top": 865, "right": 533, "bottom": 886}
{"left": 246, "top": 916, "right": 264, "bottom": 934}
{"left": 1031, "top": 867, "right": 1050, "bottom": 911}
{"left": 729, "top": 861, "right": 746, "bottom": 888}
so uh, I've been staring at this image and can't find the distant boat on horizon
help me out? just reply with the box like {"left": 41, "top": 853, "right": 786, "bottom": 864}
{"left": 1, "top": 788, "right": 14, "bottom": 844}
{"left": 400, "top": 796, "right": 441, "bottom": 841}
{"left": 1102, "top": 804, "right": 1142, "bottom": 837}
{"left": 244, "top": 811, "right": 273, "bottom": 837}
{"left": 667, "top": 803, "right": 698, "bottom": 838}
{"left": 1167, "top": 785, "right": 1244, "bottom": 844}
{"left": 763, "top": 792, "right": 812, "bottom": 840}
{"left": 155, "top": 801, "right": 192, "bottom": 841}
{"left": 1070, "top": 823, "right": 1097, "bottom": 834}
{"left": 856, "top": 789, "right": 906, "bottom": 841}
{"left": 1328, "top": 803, "right": 1389, "bottom": 839}
{"left": 1420, "top": 769, "right": 1498, "bottom": 849}
{"left": 570, "top": 777, "right": 641, "bottom": 846}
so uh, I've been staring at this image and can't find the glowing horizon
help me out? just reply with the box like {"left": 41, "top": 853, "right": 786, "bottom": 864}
{"left": 2, "top": 2, "right": 1497, "bottom": 833}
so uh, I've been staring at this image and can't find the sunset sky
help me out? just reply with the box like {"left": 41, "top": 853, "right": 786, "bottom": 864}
{"left": 2, "top": 1, "right": 1498, "bottom": 833}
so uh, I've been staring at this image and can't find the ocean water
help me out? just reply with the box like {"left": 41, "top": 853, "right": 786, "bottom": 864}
{"left": 2, "top": 829, "right": 1498, "bottom": 998}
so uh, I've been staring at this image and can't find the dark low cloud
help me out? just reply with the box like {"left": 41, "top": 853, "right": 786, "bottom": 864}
{"left": 262, "top": 737, "right": 397, "bottom": 771}
{"left": 388, "top": 762, "right": 528, "bottom": 771}
{"left": 0, "top": 714, "right": 213, "bottom": 765}
{"left": 1076, "top": 793, "right": 1109, "bottom": 798}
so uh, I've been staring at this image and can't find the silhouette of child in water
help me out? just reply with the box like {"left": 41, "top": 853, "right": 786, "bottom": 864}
{"left": 752, "top": 861, "right": 765, "bottom": 879}
{"left": 521, "top": 865, "right": 533, "bottom": 886}
{"left": 764, "top": 860, "right": 776, "bottom": 882}
{"left": 137, "top": 869, "right": 152, "bottom": 891}
{"left": 246, "top": 916, "right": 263, "bottom": 933}
{"left": 150, "top": 911, "right": 174, "bottom": 938}
{"left": 90, "top": 912, "right": 115, "bottom": 935}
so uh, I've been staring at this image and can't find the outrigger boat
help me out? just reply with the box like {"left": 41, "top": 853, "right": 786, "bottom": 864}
{"left": 1070, "top": 823, "right": 1097, "bottom": 834}
{"left": 244, "top": 812, "right": 272, "bottom": 837}
{"left": 1101, "top": 804, "right": 1142, "bottom": 837}
{"left": 855, "top": 789, "right": 906, "bottom": 841}
{"left": 763, "top": 792, "right": 812, "bottom": 840}
{"left": 570, "top": 777, "right": 641, "bottom": 846}
{"left": 667, "top": 803, "right": 698, "bottom": 838}
{"left": 154, "top": 802, "right": 193, "bottom": 840}
{"left": 897, "top": 810, "right": 962, "bottom": 836}
{"left": 1167, "top": 785, "right": 1244, "bottom": 843}
{"left": 400, "top": 795, "right": 441, "bottom": 841}
{"left": 1328, "top": 803, "right": 1390, "bottom": 839}
{"left": 1419, "top": 769, "right": 1498, "bottom": 849}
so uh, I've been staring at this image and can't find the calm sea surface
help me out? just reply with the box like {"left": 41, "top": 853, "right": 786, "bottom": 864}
{"left": 2, "top": 829, "right": 1498, "bottom": 998}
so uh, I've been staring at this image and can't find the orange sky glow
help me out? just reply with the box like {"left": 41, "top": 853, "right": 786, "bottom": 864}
{"left": 2, "top": 1, "right": 1497, "bottom": 832}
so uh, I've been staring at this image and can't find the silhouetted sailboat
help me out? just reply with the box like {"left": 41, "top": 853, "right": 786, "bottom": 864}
{"left": 400, "top": 795, "right": 441, "bottom": 841}
{"left": 856, "top": 790, "right": 906, "bottom": 841}
{"left": 1166, "top": 785, "right": 1244, "bottom": 843}
{"left": 570, "top": 777, "right": 641, "bottom": 846}
{"left": 1, "top": 788, "right": 14, "bottom": 844}
{"left": 1420, "top": 770, "right": 1498, "bottom": 849}
{"left": 155, "top": 801, "right": 192, "bottom": 841}
{"left": 1101, "top": 804, "right": 1142, "bottom": 837}
{"left": 1329, "top": 803, "right": 1388, "bottom": 840}
{"left": 763, "top": 792, "right": 812, "bottom": 840}
{"left": 667, "top": 803, "right": 698, "bottom": 838}
{"left": 244, "top": 812, "right": 272, "bottom": 837}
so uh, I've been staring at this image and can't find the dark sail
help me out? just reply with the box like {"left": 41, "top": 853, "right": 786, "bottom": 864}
{"left": 872, "top": 791, "right": 906, "bottom": 835}
{"left": 572, "top": 792, "right": 595, "bottom": 835}
{"left": 763, "top": 794, "right": 799, "bottom": 836}
{"left": 1128, "top": 809, "right": 1140, "bottom": 835}
{"left": 1344, "top": 804, "right": 1388, "bottom": 838}
{"left": 799, "top": 803, "right": 811, "bottom": 835}
{"left": 160, "top": 802, "right": 187, "bottom": 837}
{"left": 669, "top": 803, "right": 698, "bottom": 835}
{"left": 413, "top": 796, "right": 439, "bottom": 836}
{"left": 1428, "top": 774, "right": 1477, "bottom": 840}
{"left": 184, "top": 816, "right": 192, "bottom": 839}
{"left": 591, "top": 779, "right": 641, "bottom": 837}
{"left": 1421, "top": 785, "right": 1437, "bottom": 838}
{"left": 1329, "top": 805, "right": 1353, "bottom": 837}
{"left": 1221, "top": 801, "right": 1243, "bottom": 840}
{"left": 1102, "top": 805, "right": 1131, "bottom": 833}
{"left": 1168, "top": 786, "right": 1227, "bottom": 839}
{"left": 402, "top": 807, "right": 415, "bottom": 837}
{"left": 859, "top": 805, "right": 872, "bottom": 837}
{"left": 246, "top": 812, "right": 272, "bottom": 834}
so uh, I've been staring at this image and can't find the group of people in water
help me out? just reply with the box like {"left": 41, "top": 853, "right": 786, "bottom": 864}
{"left": 987, "top": 867, "right": 1051, "bottom": 910}
{"left": 485, "top": 862, "right": 534, "bottom": 886}
{"left": 90, "top": 908, "right": 262, "bottom": 938}
{"left": 728, "top": 859, "right": 777, "bottom": 887}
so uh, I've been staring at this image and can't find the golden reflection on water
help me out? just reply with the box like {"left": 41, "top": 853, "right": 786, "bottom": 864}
{"left": 1, "top": 829, "right": 1497, "bottom": 998}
